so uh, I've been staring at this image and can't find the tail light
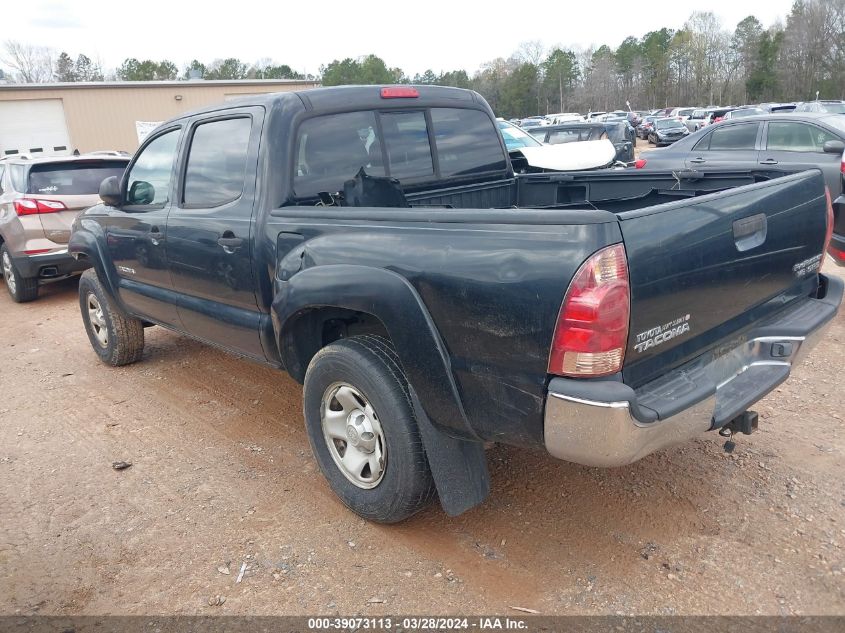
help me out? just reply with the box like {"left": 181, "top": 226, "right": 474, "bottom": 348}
{"left": 634, "top": 158, "right": 647, "bottom": 169}
{"left": 821, "top": 186, "right": 835, "bottom": 268}
{"left": 548, "top": 243, "right": 630, "bottom": 377}
{"left": 840, "top": 150, "right": 844, "bottom": 174}
{"left": 13, "top": 198, "right": 67, "bottom": 216}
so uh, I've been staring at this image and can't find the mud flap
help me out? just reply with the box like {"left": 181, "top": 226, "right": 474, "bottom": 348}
{"left": 409, "top": 387, "right": 490, "bottom": 516}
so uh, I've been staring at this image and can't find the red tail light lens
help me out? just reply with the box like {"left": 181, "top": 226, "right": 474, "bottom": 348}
{"left": 840, "top": 150, "right": 845, "bottom": 174}
{"left": 380, "top": 87, "right": 419, "bottom": 99}
{"left": 821, "top": 186, "right": 835, "bottom": 268}
{"left": 13, "top": 198, "right": 67, "bottom": 216}
{"left": 549, "top": 243, "right": 630, "bottom": 377}
{"left": 634, "top": 158, "right": 647, "bottom": 169}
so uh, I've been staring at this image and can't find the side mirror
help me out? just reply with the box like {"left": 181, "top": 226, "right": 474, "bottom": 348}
{"left": 99, "top": 176, "right": 122, "bottom": 207}
{"left": 823, "top": 140, "right": 845, "bottom": 154}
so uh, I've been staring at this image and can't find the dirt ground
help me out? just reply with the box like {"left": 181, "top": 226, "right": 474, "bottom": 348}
{"left": 0, "top": 263, "right": 843, "bottom": 617}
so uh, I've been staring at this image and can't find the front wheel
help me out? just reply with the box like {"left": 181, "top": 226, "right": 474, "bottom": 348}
{"left": 78, "top": 269, "right": 145, "bottom": 366}
{"left": 1, "top": 244, "right": 38, "bottom": 303}
{"left": 303, "top": 335, "right": 435, "bottom": 523}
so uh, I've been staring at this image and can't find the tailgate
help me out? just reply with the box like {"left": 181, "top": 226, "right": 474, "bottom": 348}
{"left": 38, "top": 195, "right": 97, "bottom": 244}
{"left": 619, "top": 169, "right": 828, "bottom": 388}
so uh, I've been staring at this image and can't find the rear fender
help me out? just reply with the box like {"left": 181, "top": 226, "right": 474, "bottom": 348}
{"left": 273, "top": 264, "right": 478, "bottom": 441}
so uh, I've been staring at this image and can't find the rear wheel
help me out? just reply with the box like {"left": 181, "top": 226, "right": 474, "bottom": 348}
{"left": 303, "top": 335, "right": 435, "bottom": 523}
{"left": 1, "top": 244, "right": 38, "bottom": 303}
{"left": 78, "top": 269, "right": 145, "bottom": 366}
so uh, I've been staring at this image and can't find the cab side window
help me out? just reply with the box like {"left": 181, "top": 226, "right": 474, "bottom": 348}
{"left": 0, "top": 165, "right": 5, "bottom": 194}
{"left": 183, "top": 118, "right": 252, "bottom": 207}
{"left": 766, "top": 122, "right": 837, "bottom": 152}
{"left": 696, "top": 123, "right": 760, "bottom": 151}
{"left": 125, "top": 129, "right": 180, "bottom": 207}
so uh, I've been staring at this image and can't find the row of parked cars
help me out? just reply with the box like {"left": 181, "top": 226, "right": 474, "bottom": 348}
{"left": 0, "top": 85, "right": 842, "bottom": 526}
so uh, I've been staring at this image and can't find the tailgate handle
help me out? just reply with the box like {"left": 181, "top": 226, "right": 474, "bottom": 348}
{"left": 733, "top": 213, "right": 767, "bottom": 251}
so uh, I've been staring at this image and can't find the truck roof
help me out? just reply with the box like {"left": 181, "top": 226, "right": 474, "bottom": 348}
{"left": 161, "top": 84, "right": 487, "bottom": 126}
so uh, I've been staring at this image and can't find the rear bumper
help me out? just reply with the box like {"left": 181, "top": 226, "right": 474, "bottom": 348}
{"left": 12, "top": 249, "right": 90, "bottom": 279}
{"left": 544, "top": 274, "right": 843, "bottom": 467}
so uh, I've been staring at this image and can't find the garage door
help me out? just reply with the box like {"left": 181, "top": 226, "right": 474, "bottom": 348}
{"left": 0, "top": 99, "right": 71, "bottom": 157}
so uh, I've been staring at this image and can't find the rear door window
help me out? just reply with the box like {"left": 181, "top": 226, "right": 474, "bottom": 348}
{"left": 766, "top": 122, "right": 838, "bottom": 152}
{"left": 27, "top": 161, "right": 128, "bottom": 195}
{"left": 183, "top": 117, "right": 252, "bottom": 207}
{"left": 429, "top": 108, "right": 507, "bottom": 177}
{"left": 697, "top": 123, "right": 760, "bottom": 151}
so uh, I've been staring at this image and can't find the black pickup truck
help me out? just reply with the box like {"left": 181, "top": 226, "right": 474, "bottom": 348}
{"left": 69, "top": 85, "right": 842, "bottom": 523}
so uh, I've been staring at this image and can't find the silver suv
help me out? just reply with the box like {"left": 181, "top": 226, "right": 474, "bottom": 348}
{"left": 0, "top": 153, "right": 128, "bottom": 302}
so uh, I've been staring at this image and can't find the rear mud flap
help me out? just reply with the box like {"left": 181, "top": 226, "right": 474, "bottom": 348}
{"left": 409, "top": 387, "right": 490, "bottom": 517}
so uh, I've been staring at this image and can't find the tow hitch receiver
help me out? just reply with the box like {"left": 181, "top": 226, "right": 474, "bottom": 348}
{"left": 719, "top": 411, "right": 759, "bottom": 454}
{"left": 726, "top": 410, "right": 759, "bottom": 436}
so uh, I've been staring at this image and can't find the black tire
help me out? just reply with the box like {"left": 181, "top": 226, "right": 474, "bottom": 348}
{"left": 1, "top": 243, "right": 38, "bottom": 303}
{"left": 303, "top": 335, "right": 435, "bottom": 523}
{"left": 78, "top": 269, "right": 145, "bottom": 366}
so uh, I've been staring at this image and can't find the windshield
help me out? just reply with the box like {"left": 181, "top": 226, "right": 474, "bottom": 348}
{"left": 821, "top": 103, "right": 845, "bottom": 114}
{"left": 656, "top": 119, "right": 684, "bottom": 129}
{"left": 677, "top": 108, "right": 695, "bottom": 117}
{"left": 498, "top": 121, "right": 543, "bottom": 149}
{"left": 730, "top": 108, "right": 764, "bottom": 118}
{"left": 27, "top": 160, "right": 128, "bottom": 195}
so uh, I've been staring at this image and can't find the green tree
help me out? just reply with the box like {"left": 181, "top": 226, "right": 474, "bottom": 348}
{"left": 542, "top": 48, "right": 579, "bottom": 111}
{"left": 75, "top": 54, "right": 102, "bottom": 81}
{"left": 54, "top": 52, "right": 76, "bottom": 82}
{"left": 117, "top": 58, "right": 178, "bottom": 81}
{"left": 206, "top": 58, "right": 248, "bottom": 80}
{"left": 183, "top": 59, "right": 206, "bottom": 79}
{"left": 499, "top": 62, "right": 539, "bottom": 118}
{"left": 413, "top": 69, "right": 438, "bottom": 84}
{"left": 252, "top": 63, "right": 303, "bottom": 79}
{"left": 747, "top": 29, "right": 783, "bottom": 101}
{"left": 438, "top": 70, "right": 470, "bottom": 88}
{"left": 320, "top": 55, "right": 396, "bottom": 85}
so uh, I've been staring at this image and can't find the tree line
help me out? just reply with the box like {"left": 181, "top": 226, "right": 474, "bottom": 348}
{"left": 2, "top": 0, "right": 842, "bottom": 118}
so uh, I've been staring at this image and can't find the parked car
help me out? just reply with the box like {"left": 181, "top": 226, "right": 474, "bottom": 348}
{"left": 519, "top": 116, "right": 548, "bottom": 129}
{"left": 669, "top": 107, "right": 696, "bottom": 122}
{"left": 529, "top": 122, "right": 634, "bottom": 163}
{"left": 0, "top": 153, "right": 129, "bottom": 302}
{"left": 498, "top": 120, "right": 616, "bottom": 171}
{"left": 640, "top": 111, "right": 845, "bottom": 266}
{"left": 69, "top": 85, "right": 841, "bottom": 524}
{"left": 723, "top": 107, "right": 766, "bottom": 120}
{"left": 685, "top": 108, "right": 710, "bottom": 131}
{"left": 547, "top": 112, "right": 584, "bottom": 124}
{"left": 795, "top": 100, "right": 845, "bottom": 114}
{"left": 637, "top": 115, "right": 658, "bottom": 139}
{"left": 648, "top": 117, "right": 690, "bottom": 145}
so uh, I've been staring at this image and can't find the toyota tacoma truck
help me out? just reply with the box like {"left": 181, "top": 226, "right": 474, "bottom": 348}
{"left": 68, "top": 86, "right": 842, "bottom": 523}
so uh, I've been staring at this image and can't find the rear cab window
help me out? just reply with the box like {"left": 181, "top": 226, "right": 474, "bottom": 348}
{"left": 292, "top": 107, "right": 507, "bottom": 199}
{"left": 27, "top": 161, "right": 128, "bottom": 195}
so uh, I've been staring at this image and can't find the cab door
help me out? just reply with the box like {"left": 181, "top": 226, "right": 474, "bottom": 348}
{"left": 758, "top": 120, "right": 843, "bottom": 193}
{"left": 165, "top": 109, "right": 264, "bottom": 359}
{"left": 103, "top": 126, "right": 183, "bottom": 325}
{"left": 684, "top": 122, "right": 762, "bottom": 169}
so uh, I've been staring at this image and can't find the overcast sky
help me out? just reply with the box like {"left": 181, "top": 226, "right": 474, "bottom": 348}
{"left": 7, "top": 0, "right": 796, "bottom": 78}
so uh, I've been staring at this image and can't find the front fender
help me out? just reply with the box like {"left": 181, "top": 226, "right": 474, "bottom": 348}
{"left": 273, "top": 265, "right": 478, "bottom": 440}
{"left": 68, "top": 214, "right": 127, "bottom": 311}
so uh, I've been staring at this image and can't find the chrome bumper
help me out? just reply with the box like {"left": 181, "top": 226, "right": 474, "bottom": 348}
{"left": 544, "top": 282, "right": 840, "bottom": 468}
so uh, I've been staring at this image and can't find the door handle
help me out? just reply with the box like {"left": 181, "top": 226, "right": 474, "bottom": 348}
{"left": 218, "top": 235, "right": 243, "bottom": 253}
{"left": 760, "top": 158, "right": 778, "bottom": 165}
{"left": 689, "top": 157, "right": 706, "bottom": 164}
{"left": 149, "top": 226, "right": 164, "bottom": 246}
